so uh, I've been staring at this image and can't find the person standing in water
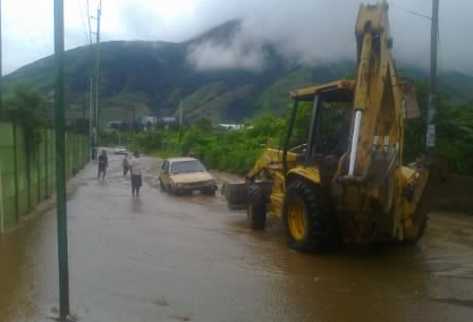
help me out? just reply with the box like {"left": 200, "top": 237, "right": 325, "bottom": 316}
{"left": 122, "top": 154, "right": 130, "bottom": 176}
{"left": 98, "top": 150, "right": 108, "bottom": 180}
{"left": 130, "top": 152, "right": 143, "bottom": 197}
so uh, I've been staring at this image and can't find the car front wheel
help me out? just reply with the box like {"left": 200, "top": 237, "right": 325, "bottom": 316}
{"left": 203, "top": 186, "right": 217, "bottom": 196}
{"left": 159, "top": 179, "right": 167, "bottom": 191}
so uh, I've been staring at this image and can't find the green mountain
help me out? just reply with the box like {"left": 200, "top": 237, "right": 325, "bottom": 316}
{"left": 4, "top": 20, "right": 473, "bottom": 124}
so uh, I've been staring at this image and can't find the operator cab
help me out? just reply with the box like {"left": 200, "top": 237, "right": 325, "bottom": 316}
{"left": 286, "top": 80, "right": 355, "bottom": 183}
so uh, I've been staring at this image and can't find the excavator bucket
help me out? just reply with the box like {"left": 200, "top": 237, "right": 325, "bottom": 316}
{"left": 222, "top": 181, "right": 249, "bottom": 210}
{"left": 222, "top": 180, "right": 273, "bottom": 210}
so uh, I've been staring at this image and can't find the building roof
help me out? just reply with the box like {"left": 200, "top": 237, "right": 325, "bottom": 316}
{"left": 290, "top": 80, "right": 355, "bottom": 102}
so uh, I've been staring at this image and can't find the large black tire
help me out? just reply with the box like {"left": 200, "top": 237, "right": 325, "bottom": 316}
{"left": 284, "top": 180, "right": 338, "bottom": 252}
{"left": 247, "top": 184, "right": 267, "bottom": 230}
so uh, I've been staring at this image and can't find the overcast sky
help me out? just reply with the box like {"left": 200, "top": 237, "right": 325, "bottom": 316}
{"left": 3, "top": 0, "right": 473, "bottom": 75}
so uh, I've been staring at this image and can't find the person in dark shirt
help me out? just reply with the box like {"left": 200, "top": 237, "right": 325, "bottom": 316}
{"left": 98, "top": 150, "right": 108, "bottom": 180}
{"left": 122, "top": 154, "right": 130, "bottom": 176}
{"left": 130, "top": 152, "right": 143, "bottom": 197}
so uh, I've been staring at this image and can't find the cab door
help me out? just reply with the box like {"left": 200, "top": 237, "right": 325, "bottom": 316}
{"left": 160, "top": 161, "right": 170, "bottom": 188}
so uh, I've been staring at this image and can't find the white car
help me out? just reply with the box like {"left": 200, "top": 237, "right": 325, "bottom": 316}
{"left": 159, "top": 157, "right": 217, "bottom": 195}
{"left": 113, "top": 146, "right": 128, "bottom": 155}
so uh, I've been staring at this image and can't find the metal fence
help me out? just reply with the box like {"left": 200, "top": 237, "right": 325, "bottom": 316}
{"left": 0, "top": 122, "right": 89, "bottom": 232}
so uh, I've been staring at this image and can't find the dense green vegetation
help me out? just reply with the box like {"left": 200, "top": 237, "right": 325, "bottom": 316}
{"left": 2, "top": 87, "right": 49, "bottom": 148}
{"left": 126, "top": 117, "right": 285, "bottom": 175}
{"left": 125, "top": 83, "right": 473, "bottom": 176}
{"left": 404, "top": 82, "right": 473, "bottom": 174}
{"left": 1, "top": 86, "right": 91, "bottom": 136}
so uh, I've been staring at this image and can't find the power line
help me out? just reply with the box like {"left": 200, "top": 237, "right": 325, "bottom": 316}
{"left": 390, "top": 1, "right": 432, "bottom": 21}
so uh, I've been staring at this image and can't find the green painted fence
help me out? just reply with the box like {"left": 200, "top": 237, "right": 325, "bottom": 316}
{"left": 0, "top": 122, "right": 89, "bottom": 232}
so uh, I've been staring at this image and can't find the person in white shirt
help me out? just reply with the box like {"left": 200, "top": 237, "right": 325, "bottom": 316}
{"left": 130, "top": 152, "right": 143, "bottom": 197}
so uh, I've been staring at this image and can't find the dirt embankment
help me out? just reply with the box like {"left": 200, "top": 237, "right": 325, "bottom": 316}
{"left": 430, "top": 175, "right": 473, "bottom": 215}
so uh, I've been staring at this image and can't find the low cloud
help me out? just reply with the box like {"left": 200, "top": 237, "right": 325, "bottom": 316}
{"left": 186, "top": 0, "right": 357, "bottom": 72}
{"left": 187, "top": 36, "right": 266, "bottom": 72}
{"left": 3, "top": 0, "right": 473, "bottom": 75}
{"left": 183, "top": 0, "right": 473, "bottom": 74}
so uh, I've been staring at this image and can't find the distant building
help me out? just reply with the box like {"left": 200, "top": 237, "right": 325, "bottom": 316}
{"left": 157, "top": 116, "right": 178, "bottom": 129}
{"left": 218, "top": 123, "right": 242, "bottom": 130}
{"left": 142, "top": 115, "right": 158, "bottom": 131}
{"left": 142, "top": 115, "right": 158, "bottom": 125}
{"left": 159, "top": 116, "right": 177, "bottom": 124}
{"left": 107, "top": 121, "right": 126, "bottom": 130}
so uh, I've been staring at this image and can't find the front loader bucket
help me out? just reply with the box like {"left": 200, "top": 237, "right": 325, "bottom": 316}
{"left": 222, "top": 182, "right": 249, "bottom": 210}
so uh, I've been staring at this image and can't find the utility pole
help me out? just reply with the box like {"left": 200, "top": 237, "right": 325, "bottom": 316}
{"left": 54, "top": 0, "right": 70, "bottom": 320}
{"left": 94, "top": 0, "right": 102, "bottom": 148}
{"left": 88, "top": 77, "right": 94, "bottom": 159}
{"left": 86, "top": 0, "right": 95, "bottom": 159}
{"left": 426, "top": 0, "right": 439, "bottom": 154}
{"left": 131, "top": 105, "right": 136, "bottom": 132}
{"left": 178, "top": 101, "right": 184, "bottom": 143}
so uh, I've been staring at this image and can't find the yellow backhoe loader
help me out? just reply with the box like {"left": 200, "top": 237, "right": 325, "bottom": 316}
{"left": 224, "top": 1, "right": 431, "bottom": 251}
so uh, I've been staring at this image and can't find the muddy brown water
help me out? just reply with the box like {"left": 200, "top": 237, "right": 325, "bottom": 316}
{"left": 1, "top": 154, "right": 473, "bottom": 322}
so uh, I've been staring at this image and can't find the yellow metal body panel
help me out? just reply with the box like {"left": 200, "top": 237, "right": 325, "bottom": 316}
{"left": 247, "top": 148, "right": 300, "bottom": 219}
{"left": 247, "top": 148, "right": 297, "bottom": 179}
{"left": 286, "top": 196, "right": 307, "bottom": 241}
{"left": 269, "top": 171, "right": 286, "bottom": 219}
{"left": 288, "top": 167, "right": 321, "bottom": 185}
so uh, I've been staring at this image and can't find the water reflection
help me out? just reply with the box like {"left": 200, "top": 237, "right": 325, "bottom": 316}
{"left": 130, "top": 198, "right": 143, "bottom": 214}
{"left": 0, "top": 214, "right": 52, "bottom": 322}
{"left": 237, "top": 220, "right": 438, "bottom": 322}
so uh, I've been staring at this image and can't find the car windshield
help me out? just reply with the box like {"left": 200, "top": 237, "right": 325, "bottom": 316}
{"left": 171, "top": 160, "right": 206, "bottom": 174}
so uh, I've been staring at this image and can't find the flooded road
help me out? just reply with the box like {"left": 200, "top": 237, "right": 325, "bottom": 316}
{"left": 1, "top": 153, "right": 473, "bottom": 322}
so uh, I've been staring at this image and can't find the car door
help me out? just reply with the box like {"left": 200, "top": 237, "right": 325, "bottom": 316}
{"left": 160, "top": 161, "right": 170, "bottom": 187}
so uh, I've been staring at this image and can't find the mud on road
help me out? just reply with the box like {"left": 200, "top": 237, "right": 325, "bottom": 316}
{"left": 1, "top": 154, "right": 473, "bottom": 322}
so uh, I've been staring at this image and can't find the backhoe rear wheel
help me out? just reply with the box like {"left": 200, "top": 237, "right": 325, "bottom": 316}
{"left": 247, "top": 184, "right": 267, "bottom": 230}
{"left": 284, "top": 180, "right": 338, "bottom": 252}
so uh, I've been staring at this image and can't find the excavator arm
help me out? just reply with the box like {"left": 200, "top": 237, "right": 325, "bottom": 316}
{"left": 335, "top": 1, "right": 430, "bottom": 242}
{"left": 344, "top": 1, "right": 405, "bottom": 180}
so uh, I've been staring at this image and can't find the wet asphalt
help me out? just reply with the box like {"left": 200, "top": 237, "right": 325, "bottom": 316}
{"left": 1, "top": 153, "right": 473, "bottom": 322}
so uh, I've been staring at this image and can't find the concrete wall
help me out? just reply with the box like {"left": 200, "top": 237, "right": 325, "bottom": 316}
{"left": 0, "top": 123, "right": 89, "bottom": 232}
